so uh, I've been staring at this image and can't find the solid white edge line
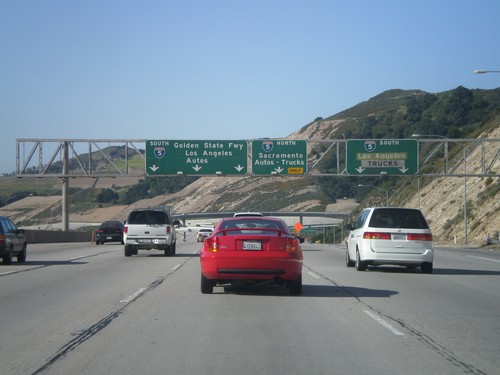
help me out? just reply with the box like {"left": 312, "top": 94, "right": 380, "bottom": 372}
{"left": 364, "top": 310, "right": 405, "bottom": 336}
{"left": 466, "top": 255, "right": 500, "bottom": 263}
{"left": 0, "top": 271, "right": 18, "bottom": 276}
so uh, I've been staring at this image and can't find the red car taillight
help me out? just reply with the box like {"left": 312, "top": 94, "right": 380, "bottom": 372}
{"left": 286, "top": 238, "right": 299, "bottom": 253}
{"left": 407, "top": 233, "right": 433, "bottom": 241}
{"left": 166, "top": 225, "right": 172, "bottom": 234}
{"left": 363, "top": 232, "right": 392, "bottom": 240}
{"left": 123, "top": 226, "right": 128, "bottom": 234}
{"left": 0, "top": 234, "right": 5, "bottom": 245}
{"left": 205, "top": 236, "right": 218, "bottom": 252}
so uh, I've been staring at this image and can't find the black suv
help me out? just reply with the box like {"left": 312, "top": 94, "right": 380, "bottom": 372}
{"left": 95, "top": 221, "right": 124, "bottom": 245}
{"left": 0, "top": 216, "right": 27, "bottom": 265}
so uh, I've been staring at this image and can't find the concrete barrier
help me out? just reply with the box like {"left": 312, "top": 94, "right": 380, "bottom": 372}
{"left": 23, "top": 229, "right": 92, "bottom": 244}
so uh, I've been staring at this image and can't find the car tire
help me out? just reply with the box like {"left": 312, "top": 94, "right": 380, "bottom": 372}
{"left": 421, "top": 262, "right": 433, "bottom": 274}
{"left": 164, "top": 245, "right": 173, "bottom": 256}
{"left": 346, "top": 249, "right": 355, "bottom": 267}
{"left": 201, "top": 274, "right": 214, "bottom": 294}
{"left": 355, "top": 250, "right": 367, "bottom": 271}
{"left": 95, "top": 240, "right": 100, "bottom": 245}
{"left": 288, "top": 274, "right": 302, "bottom": 296}
{"left": 171, "top": 241, "right": 176, "bottom": 255}
{"left": 3, "top": 247, "right": 13, "bottom": 265}
{"left": 124, "top": 245, "right": 133, "bottom": 257}
{"left": 17, "top": 244, "right": 27, "bottom": 263}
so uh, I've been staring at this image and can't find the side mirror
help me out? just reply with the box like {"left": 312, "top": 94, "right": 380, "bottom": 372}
{"left": 173, "top": 220, "right": 181, "bottom": 227}
{"left": 297, "top": 236, "right": 305, "bottom": 243}
{"left": 344, "top": 224, "right": 353, "bottom": 231}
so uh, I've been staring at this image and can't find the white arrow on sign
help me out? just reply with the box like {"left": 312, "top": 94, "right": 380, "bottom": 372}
{"left": 274, "top": 167, "right": 284, "bottom": 174}
{"left": 399, "top": 167, "right": 409, "bottom": 173}
{"left": 235, "top": 165, "right": 244, "bottom": 172}
{"left": 149, "top": 165, "right": 159, "bottom": 172}
{"left": 356, "top": 166, "right": 365, "bottom": 173}
{"left": 192, "top": 165, "right": 202, "bottom": 172}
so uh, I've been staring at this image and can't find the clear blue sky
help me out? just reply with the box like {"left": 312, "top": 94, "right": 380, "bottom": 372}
{"left": 1, "top": 0, "right": 499, "bottom": 174}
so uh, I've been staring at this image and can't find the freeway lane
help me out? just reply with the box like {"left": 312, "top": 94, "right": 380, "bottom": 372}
{"left": 0, "top": 238, "right": 499, "bottom": 375}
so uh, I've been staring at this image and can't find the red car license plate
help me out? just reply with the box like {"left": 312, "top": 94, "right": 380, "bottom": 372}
{"left": 243, "top": 240, "right": 262, "bottom": 250}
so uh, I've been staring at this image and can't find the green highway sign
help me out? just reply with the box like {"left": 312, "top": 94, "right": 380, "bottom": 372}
{"left": 146, "top": 140, "right": 248, "bottom": 175}
{"left": 346, "top": 139, "right": 419, "bottom": 175}
{"left": 251, "top": 139, "right": 308, "bottom": 175}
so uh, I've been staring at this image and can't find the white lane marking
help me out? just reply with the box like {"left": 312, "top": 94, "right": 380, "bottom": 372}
{"left": 68, "top": 255, "right": 88, "bottom": 261}
{"left": 0, "top": 270, "right": 19, "bottom": 276}
{"left": 307, "top": 271, "right": 321, "bottom": 279}
{"left": 120, "top": 287, "right": 147, "bottom": 304}
{"left": 171, "top": 264, "right": 181, "bottom": 271}
{"left": 466, "top": 255, "right": 500, "bottom": 263}
{"left": 364, "top": 310, "right": 405, "bottom": 336}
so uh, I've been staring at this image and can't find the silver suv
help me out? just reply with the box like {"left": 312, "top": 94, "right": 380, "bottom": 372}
{"left": 123, "top": 207, "right": 179, "bottom": 257}
{"left": 345, "top": 207, "right": 434, "bottom": 273}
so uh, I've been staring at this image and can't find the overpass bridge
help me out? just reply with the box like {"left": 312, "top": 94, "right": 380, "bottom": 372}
{"left": 173, "top": 211, "right": 350, "bottom": 227}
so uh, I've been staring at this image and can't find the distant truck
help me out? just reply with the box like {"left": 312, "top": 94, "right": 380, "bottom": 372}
{"left": 123, "top": 206, "right": 180, "bottom": 257}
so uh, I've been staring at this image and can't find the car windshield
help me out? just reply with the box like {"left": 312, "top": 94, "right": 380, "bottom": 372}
{"left": 368, "top": 208, "right": 429, "bottom": 229}
{"left": 218, "top": 219, "right": 286, "bottom": 236}
{"left": 128, "top": 211, "right": 169, "bottom": 225}
{"left": 101, "top": 222, "right": 122, "bottom": 229}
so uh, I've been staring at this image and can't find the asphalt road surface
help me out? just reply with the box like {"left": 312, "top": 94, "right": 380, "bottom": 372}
{"left": 1, "top": 233, "right": 499, "bottom": 375}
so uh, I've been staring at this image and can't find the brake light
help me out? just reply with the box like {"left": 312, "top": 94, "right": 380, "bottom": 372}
{"left": 363, "top": 232, "right": 391, "bottom": 240}
{"left": 0, "top": 234, "right": 5, "bottom": 245}
{"left": 407, "top": 233, "right": 433, "bottom": 241}
{"left": 286, "top": 238, "right": 299, "bottom": 253}
{"left": 166, "top": 225, "right": 172, "bottom": 234}
{"left": 123, "top": 226, "right": 128, "bottom": 234}
{"left": 206, "top": 237, "right": 218, "bottom": 252}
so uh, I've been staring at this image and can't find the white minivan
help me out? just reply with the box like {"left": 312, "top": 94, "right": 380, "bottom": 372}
{"left": 345, "top": 207, "right": 434, "bottom": 273}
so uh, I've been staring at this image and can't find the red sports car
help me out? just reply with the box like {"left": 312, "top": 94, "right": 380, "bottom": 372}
{"left": 200, "top": 216, "right": 304, "bottom": 295}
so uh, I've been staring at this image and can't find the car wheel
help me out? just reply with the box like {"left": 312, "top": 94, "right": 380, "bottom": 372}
{"left": 201, "top": 274, "right": 214, "bottom": 294}
{"left": 421, "top": 262, "right": 433, "bottom": 274}
{"left": 355, "top": 250, "right": 367, "bottom": 271}
{"left": 346, "top": 249, "right": 355, "bottom": 267}
{"left": 17, "top": 244, "right": 27, "bottom": 263}
{"left": 95, "top": 240, "right": 100, "bottom": 245}
{"left": 124, "top": 245, "right": 133, "bottom": 257}
{"left": 288, "top": 274, "right": 302, "bottom": 296}
{"left": 3, "top": 247, "right": 13, "bottom": 265}
{"left": 164, "top": 244, "right": 173, "bottom": 256}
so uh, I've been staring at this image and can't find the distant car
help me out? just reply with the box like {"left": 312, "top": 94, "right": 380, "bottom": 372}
{"left": 0, "top": 216, "right": 27, "bottom": 265}
{"left": 233, "top": 212, "right": 264, "bottom": 217}
{"left": 345, "top": 207, "right": 434, "bottom": 273}
{"left": 196, "top": 228, "right": 213, "bottom": 242}
{"left": 95, "top": 221, "right": 124, "bottom": 245}
{"left": 200, "top": 216, "right": 304, "bottom": 295}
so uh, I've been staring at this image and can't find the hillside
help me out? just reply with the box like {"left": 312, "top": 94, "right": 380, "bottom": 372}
{"left": 2, "top": 87, "right": 499, "bottom": 246}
